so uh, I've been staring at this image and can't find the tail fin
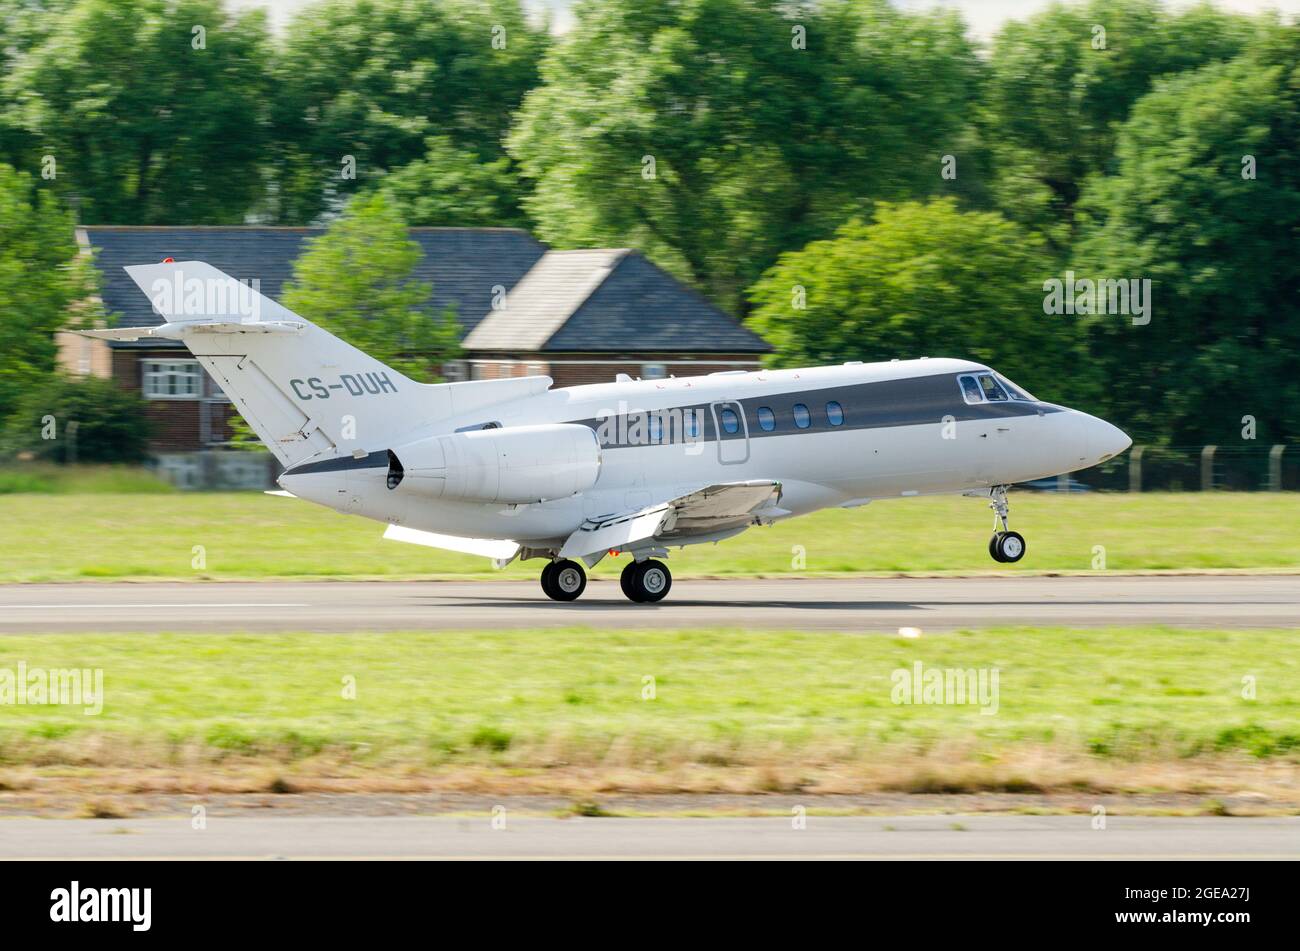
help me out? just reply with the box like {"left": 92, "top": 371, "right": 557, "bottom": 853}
{"left": 80, "top": 261, "right": 551, "bottom": 467}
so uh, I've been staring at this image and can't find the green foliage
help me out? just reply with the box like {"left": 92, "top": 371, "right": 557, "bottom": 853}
{"left": 1073, "top": 28, "right": 1300, "bottom": 444}
{"left": 3, "top": 0, "right": 273, "bottom": 224}
{"left": 983, "top": 0, "right": 1262, "bottom": 243}
{"left": 268, "top": 0, "right": 547, "bottom": 224}
{"left": 509, "top": 0, "right": 984, "bottom": 313}
{"left": 282, "top": 193, "right": 461, "bottom": 383}
{"left": 747, "top": 199, "right": 1082, "bottom": 402}
{"left": 377, "top": 135, "right": 530, "bottom": 229}
{"left": 0, "top": 162, "right": 100, "bottom": 420}
{"left": 3, "top": 375, "right": 151, "bottom": 464}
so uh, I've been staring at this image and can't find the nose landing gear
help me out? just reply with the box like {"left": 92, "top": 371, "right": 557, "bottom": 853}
{"left": 987, "top": 485, "right": 1026, "bottom": 563}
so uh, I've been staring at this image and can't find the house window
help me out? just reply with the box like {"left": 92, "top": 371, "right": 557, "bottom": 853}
{"left": 142, "top": 360, "right": 202, "bottom": 399}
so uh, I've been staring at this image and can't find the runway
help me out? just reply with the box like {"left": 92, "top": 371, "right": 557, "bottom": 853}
{"left": 1, "top": 815, "right": 1295, "bottom": 859}
{"left": 0, "top": 575, "right": 1295, "bottom": 633}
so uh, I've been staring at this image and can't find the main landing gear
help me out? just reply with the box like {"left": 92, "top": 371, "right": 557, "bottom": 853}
{"left": 540, "top": 559, "right": 586, "bottom": 601}
{"left": 987, "top": 485, "right": 1026, "bottom": 563}
{"left": 537, "top": 557, "right": 673, "bottom": 603}
{"left": 620, "top": 559, "right": 672, "bottom": 603}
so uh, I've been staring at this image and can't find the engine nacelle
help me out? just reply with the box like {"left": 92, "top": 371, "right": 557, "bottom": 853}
{"left": 389, "top": 423, "right": 601, "bottom": 504}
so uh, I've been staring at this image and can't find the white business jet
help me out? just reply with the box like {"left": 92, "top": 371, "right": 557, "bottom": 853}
{"left": 80, "top": 261, "right": 1131, "bottom": 603}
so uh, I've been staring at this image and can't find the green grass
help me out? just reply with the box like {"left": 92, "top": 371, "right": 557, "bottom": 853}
{"left": 0, "top": 464, "right": 174, "bottom": 496}
{"left": 0, "top": 491, "right": 1297, "bottom": 582}
{"left": 0, "top": 627, "right": 1296, "bottom": 795}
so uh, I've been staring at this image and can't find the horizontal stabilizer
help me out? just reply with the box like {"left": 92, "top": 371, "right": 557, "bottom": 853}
{"left": 76, "top": 320, "right": 305, "bottom": 341}
{"left": 383, "top": 523, "right": 520, "bottom": 562}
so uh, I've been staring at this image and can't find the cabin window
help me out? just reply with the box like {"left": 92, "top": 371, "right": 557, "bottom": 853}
{"left": 649, "top": 414, "right": 663, "bottom": 442}
{"left": 685, "top": 412, "right": 700, "bottom": 438}
{"left": 793, "top": 403, "right": 811, "bottom": 428}
{"left": 958, "top": 374, "right": 984, "bottom": 404}
{"left": 719, "top": 407, "right": 740, "bottom": 434}
{"left": 826, "top": 401, "right": 844, "bottom": 426}
{"left": 977, "top": 373, "right": 1009, "bottom": 402}
{"left": 757, "top": 406, "right": 776, "bottom": 431}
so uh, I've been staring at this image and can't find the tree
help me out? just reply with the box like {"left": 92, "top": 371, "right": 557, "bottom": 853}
{"left": 268, "top": 0, "right": 547, "bottom": 224}
{"left": 0, "top": 162, "right": 100, "bottom": 421}
{"left": 509, "top": 0, "right": 984, "bottom": 314}
{"left": 1073, "top": 27, "right": 1300, "bottom": 446}
{"left": 3, "top": 375, "right": 151, "bottom": 463}
{"left": 747, "top": 199, "right": 1087, "bottom": 404}
{"left": 3, "top": 0, "right": 273, "bottom": 224}
{"left": 377, "top": 136, "right": 530, "bottom": 229}
{"left": 0, "top": 0, "right": 74, "bottom": 167}
{"left": 282, "top": 193, "right": 461, "bottom": 383}
{"left": 984, "top": 0, "right": 1263, "bottom": 244}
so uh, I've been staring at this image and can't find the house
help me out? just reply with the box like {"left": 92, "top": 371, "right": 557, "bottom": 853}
{"left": 60, "top": 226, "right": 771, "bottom": 482}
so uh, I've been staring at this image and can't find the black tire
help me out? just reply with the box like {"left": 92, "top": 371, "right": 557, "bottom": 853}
{"left": 996, "top": 531, "right": 1026, "bottom": 563}
{"left": 547, "top": 559, "right": 587, "bottom": 601}
{"left": 988, "top": 533, "right": 1006, "bottom": 563}
{"left": 539, "top": 561, "right": 558, "bottom": 599}
{"left": 620, "top": 561, "right": 642, "bottom": 602}
{"left": 628, "top": 559, "right": 671, "bottom": 603}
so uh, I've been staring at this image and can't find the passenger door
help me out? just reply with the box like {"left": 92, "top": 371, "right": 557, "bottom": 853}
{"left": 710, "top": 400, "right": 750, "bottom": 465}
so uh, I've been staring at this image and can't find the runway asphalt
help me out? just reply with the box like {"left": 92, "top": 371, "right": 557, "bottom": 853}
{"left": 0, "top": 575, "right": 1295, "bottom": 632}
{"left": 1, "top": 815, "right": 1295, "bottom": 859}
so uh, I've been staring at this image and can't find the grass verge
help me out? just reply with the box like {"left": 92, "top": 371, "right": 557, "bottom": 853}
{"left": 0, "top": 491, "right": 1298, "bottom": 581}
{"left": 0, "top": 626, "right": 1296, "bottom": 801}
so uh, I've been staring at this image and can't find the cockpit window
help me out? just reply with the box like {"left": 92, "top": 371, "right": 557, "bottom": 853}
{"left": 996, "top": 374, "right": 1036, "bottom": 402}
{"left": 958, "top": 375, "right": 984, "bottom": 404}
{"left": 977, "top": 374, "right": 1009, "bottom": 401}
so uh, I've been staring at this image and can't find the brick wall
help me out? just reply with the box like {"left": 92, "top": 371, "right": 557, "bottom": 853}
{"left": 111, "top": 348, "right": 236, "bottom": 452}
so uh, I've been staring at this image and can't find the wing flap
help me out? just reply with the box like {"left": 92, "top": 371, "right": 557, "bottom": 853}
{"left": 560, "top": 481, "right": 782, "bottom": 559}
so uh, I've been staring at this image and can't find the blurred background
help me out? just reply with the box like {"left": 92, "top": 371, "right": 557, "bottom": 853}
{"left": 0, "top": 0, "right": 1297, "bottom": 490}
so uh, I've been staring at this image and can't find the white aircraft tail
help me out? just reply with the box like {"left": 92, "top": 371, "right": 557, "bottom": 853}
{"left": 80, "top": 261, "right": 551, "bottom": 467}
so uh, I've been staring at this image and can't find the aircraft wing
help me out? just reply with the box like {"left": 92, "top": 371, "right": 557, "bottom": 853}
{"left": 560, "top": 481, "right": 784, "bottom": 560}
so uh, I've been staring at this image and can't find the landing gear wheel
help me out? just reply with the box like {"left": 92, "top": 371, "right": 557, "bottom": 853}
{"left": 620, "top": 561, "right": 640, "bottom": 601}
{"left": 988, "top": 533, "right": 1007, "bottom": 563}
{"left": 542, "top": 559, "right": 586, "bottom": 601}
{"left": 994, "top": 531, "right": 1025, "bottom": 563}
{"left": 624, "top": 559, "right": 671, "bottom": 603}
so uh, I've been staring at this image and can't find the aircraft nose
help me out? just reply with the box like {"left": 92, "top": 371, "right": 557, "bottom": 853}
{"left": 1081, "top": 414, "right": 1132, "bottom": 462}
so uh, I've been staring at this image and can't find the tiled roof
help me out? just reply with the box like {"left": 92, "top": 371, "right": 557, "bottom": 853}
{"left": 83, "top": 227, "right": 770, "bottom": 355}
{"left": 465, "top": 250, "right": 771, "bottom": 354}
{"left": 462, "top": 249, "right": 627, "bottom": 351}
{"left": 84, "top": 226, "right": 546, "bottom": 343}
